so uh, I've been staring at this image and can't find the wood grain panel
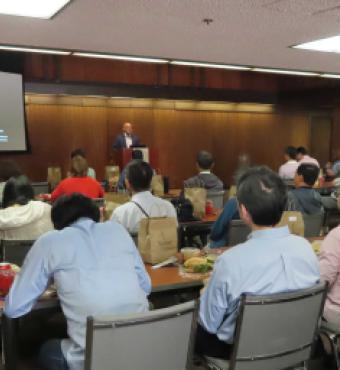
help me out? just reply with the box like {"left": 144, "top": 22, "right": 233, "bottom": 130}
{"left": 0, "top": 102, "right": 311, "bottom": 187}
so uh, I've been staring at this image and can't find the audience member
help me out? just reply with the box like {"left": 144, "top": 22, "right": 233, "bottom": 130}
{"left": 184, "top": 151, "right": 223, "bottom": 191}
{"left": 296, "top": 147, "right": 320, "bottom": 167}
{"left": 320, "top": 226, "right": 340, "bottom": 325}
{"left": 5, "top": 193, "right": 151, "bottom": 370}
{"left": 287, "top": 163, "right": 323, "bottom": 215}
{"left": 70, "top": 148, "right": 96, "bottom": 179}
{"left": 278, "top": 146, "right": 299, "bottom": 179}
{"left": 51, "top": 154, "right": 104, "bottom": 201}
{"left": 0, "top": 160, "right": 21, "bottom": 202}
{"left": 113, "top": 122, "right": 140, "bottom": 149}
{"left": 112, "top": 161, "right": 177, "bottom": 235}
{"left": 117, "top": 149, "right": 144, "bottom": 190}
{"left": 196, "top": 166, "right": 319, "bottom": 359}
{"left": 0, "top": 175, "right": 53, "bottom": 240}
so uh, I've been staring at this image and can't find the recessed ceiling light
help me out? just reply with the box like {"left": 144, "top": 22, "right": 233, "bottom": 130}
{"left": 0, "top": 45, "right": 71, "bottom": 55}
{"left": 252, "top": 68, "right": 319, "bottom": 77}
{"left": 294, "top": 36, "right": 340, "bottom": 54}
{"left": 72, "top": 52, "right": 168, "bottom": 64}
{"left": 170, "top": 61, "right": 251, "bottom": 70}
{"left": 321, "top": 74, "right": 340, "bottom": 79}
{"left": 0, "top": 0, "right": 72, "bottom": 19}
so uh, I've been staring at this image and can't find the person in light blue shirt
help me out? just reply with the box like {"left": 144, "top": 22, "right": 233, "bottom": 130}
{"left": 196, "top": 166, "right": 320, "bottom": 359}
{"left": 5, "top": 193, "right": 151, "bottom": 370}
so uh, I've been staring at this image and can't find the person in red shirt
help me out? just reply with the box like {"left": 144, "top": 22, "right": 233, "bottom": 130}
{"left": 51, "top": 154, "right": 104, "bottom": 202}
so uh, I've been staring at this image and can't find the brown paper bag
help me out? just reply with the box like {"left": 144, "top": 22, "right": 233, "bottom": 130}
{"left": 47, "top": 167, "right": 62, "bottom": 191}
{"left": 151, "top": 175, "right": 164, "bottom": 197}
{"left": 138, "top": 217, "right": 178, "bottom": 264}
{"left": 103, "top": 193, "right": 130, "bottom": 220}
{"left": 278, "top": 211, "right": 304, "bottom": 237}
{"left": 184, "top": 187, "right": 207, "bottom": 219}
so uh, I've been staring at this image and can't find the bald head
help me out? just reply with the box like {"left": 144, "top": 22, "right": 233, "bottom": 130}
{"left": 123, "top": 122, "right": 133, "bottom": 135}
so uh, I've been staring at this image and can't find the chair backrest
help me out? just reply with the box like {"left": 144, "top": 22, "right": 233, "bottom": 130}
{"left": 207, "top": 190, "right": 225, "bottom": 209}
{"left": 230, "top": 282, "right": 327, "bottom": 370}
{"left": 283, "top": 179, "right": 295, "bottom": 189}
{"left": 31, "top": 182, "right": 49, "bottom": 196}
{"left": 303, "top": 212, "right": 324, "bottom": 238}
{"left": 85, "top": 300, "right": 197, "bottom": 370}
{"left": 321, "top": 196, "right": 337, "bottom": 210}
{"left": 228, "top": 220, "right": 251, "bottom": 246}
{"left": 0, "top": 240, "right": 35, "bottom": 265}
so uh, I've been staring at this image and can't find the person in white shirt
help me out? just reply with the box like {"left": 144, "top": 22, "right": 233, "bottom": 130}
{"left": 296, "top": 146, "right": 320, "bottom": 167}
{"left": 278, "top": 146, "right": 299, "bottom": 180}
{"left": 111, "top": 160, "right": 177, "bottom": 235}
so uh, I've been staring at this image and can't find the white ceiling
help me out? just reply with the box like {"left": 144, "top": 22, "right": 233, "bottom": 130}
{"left": 2, "top": 0, "right": 340, "bottom": 73}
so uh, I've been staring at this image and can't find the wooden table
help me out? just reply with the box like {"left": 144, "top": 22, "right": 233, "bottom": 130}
{"left": 146, "top": 264, "right": 204, "bottom": 293}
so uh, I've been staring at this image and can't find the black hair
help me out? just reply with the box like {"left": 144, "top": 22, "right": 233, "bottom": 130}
{"left": 51, "top": 193, "right": 100, "bottom": 230}
{"left": 71, "top": 148, "right": 86, "bottom": 159}
{"left": 197, "top": 150, "right": 214, "bottom": 170}
{"left": 126, "top": 160, "right": 153, "bottom": 192}
{"left": 0, "top": 160, "right": 21, "bottom": 182}
{"left": 236, "top": 166, "right": 287, "bottom": 226}
{"left": 296, "top": 147, "right": 308, "bottom": 155}
{"left": 296, "top": 163, "right": 319, "bottom": 186}
{"left": 3, "top": 175, "right": 34, "bottom": 208}
{"left": 285, "top": 146, "right": 297, "bottom": 160}
{"left": 132, "top": 149, "right": 144, "bottom": 160}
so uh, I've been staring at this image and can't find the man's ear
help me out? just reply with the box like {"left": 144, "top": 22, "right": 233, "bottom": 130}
{"left": 239, "top": 203, "right": 252, "bottom": 225}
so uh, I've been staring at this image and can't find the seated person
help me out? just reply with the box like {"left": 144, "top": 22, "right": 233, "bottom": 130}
{"left": 287, "top": 163, "right": 323, "bottom": 214}
{"left": 0, "top": 175, "right": 53, "bottom": 240}
{"left": 196, "top": 166, "right": 319, "bottom": 359}
{"left": 51, "top": 154, "right": 104, "bottom": 201}
{"left": 117, "top": 149, "right": 144, "bottom": 190}
{"left": 209, "top": 197, "right": 239, "bottom": 248}
{"left": 296, "top": 146, "right": 320, "bottom": 167}
{"left": 184, "top": 151, "right": 223, "bottom": 191}
{"left": 5, "top": 194, "right": 151, "bottom": 370}
{"left": 112, "top": 160, "right": 177, "bottom": 235}
{"left": 278, "top": 146, "right": 299, "bottom": 180}
{"left": 320, "top": 225, "right": 340, "bottom": 325}
{"left": 69, "top": 148, "right": 96, "bottom": 179}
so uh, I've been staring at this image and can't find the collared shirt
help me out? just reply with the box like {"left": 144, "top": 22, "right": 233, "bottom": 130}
{"left": 199, "top": 226, "right": 319, "bottom": 343}
{"left": 5, "top": 218, "right": 151, "bottom": 370}
{"left": 111, "top": 191, "right": 177, "bottom": 235}
{"left": 320, "top": 226, "right": 340, "bottom": 325}
{"left": 124, "top": 133, "right": 133, "bottom": 148}
{"left": 299, "top": 155, "right": 320, "bottom": 167}
{"left": 279, "top": 160, "right": 299, "bottom": 179}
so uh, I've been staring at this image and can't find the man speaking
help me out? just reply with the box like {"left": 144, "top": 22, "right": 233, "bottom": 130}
{"left": 113, "top": 122, "right": 140, "bottom": 149}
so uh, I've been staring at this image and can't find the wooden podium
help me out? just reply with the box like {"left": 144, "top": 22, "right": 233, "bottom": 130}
{"left": 115, "top": 148, "right": 159, "bottom": 170}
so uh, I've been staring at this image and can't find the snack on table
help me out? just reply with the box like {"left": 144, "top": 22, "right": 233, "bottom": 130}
{"left": 184, "top": 257, "right": 214, "bottom": 273}
{"left": 311, "top": 241, "right": 322, "bottom": 255}
{"left": 181, "top": 247, "right": 201, "bottom": 261}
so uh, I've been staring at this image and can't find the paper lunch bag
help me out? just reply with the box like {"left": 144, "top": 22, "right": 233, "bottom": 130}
{"left": 278, "top": 211, "right": 304, "bottom": 237}
{"left": 138, "top": 217, "right": 178, "bottom": 264}
{"left": 151, "top": 175, "right": 165, "bottom": 197}
{"left": 184, "top": 187, "right": 207, "bottom": 219}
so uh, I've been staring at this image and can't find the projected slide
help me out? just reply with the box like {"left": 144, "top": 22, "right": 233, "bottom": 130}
{"left": 0, "top": 71, "right": 27, "bottom": 151}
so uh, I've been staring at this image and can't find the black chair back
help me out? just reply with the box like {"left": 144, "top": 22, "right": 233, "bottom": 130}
{"left": 0, "top": 240, "right": 35, "bottom": 265}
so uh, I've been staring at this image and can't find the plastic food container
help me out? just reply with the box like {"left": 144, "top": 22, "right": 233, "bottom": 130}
{"left": 181, "top": 247, "right": 201, "bottom": 261}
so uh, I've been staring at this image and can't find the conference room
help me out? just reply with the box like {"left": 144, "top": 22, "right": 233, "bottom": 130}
{"left": 2, "top": 1, "right": 340, "bottom": 370}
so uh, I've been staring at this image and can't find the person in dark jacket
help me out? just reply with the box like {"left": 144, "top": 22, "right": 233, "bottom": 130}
{"left": 184, "top": 151, "right": 223, "bottom": 191}
{"left": 113, "top": 122, "right": 140, "bottom": 149}
{"left": 288, "top": 163, "right": 323, "bottom": 214}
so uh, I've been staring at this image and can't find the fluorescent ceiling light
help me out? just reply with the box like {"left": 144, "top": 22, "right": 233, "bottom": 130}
{"left": 0, "top": 0, "right": 71, "bottom": 19}
{"left": 294, "top": 36, "right": 340, "bottom": 54}
{"left": 252, "top": 68, "right": 318, "bottom": 77}
{"left": 0, "top": 45, "right": 70, "bottom": 55}
{"left": 321, "top": 74, "right": 340, "bottom": 79}
{"left": 73, "top": 52, "right": 167, "bottom": 64}
{"left": 170, "top": 61, "right": 251, "bottom": 70}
